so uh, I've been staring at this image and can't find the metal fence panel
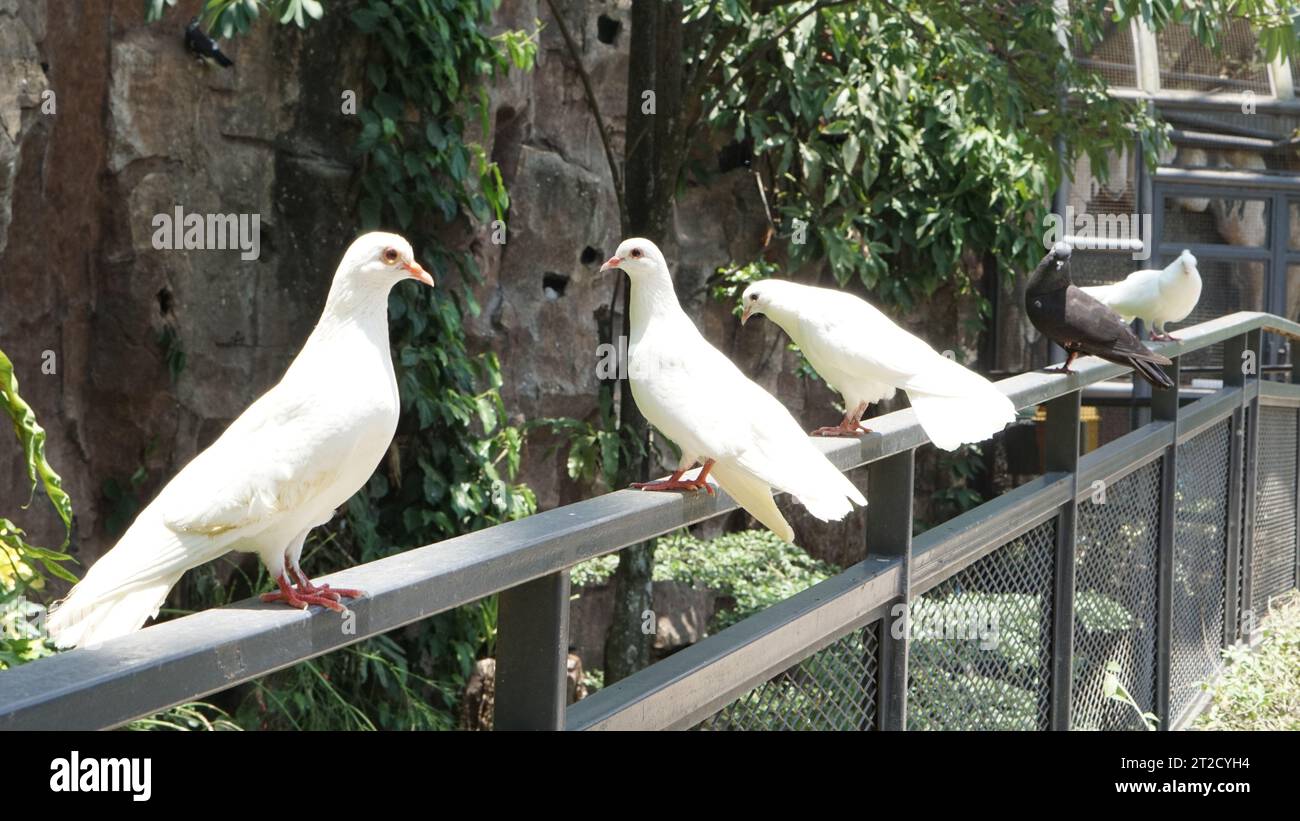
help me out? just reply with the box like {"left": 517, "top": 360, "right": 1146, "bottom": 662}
{"left": 695, "top": 622, "right": 879, "bottom": 731}
{"left": 1071, "top": 460, "right": 1162, "bottom": 730}
{"left": 905, "top": 520, "right": 1057, "bottom": 731}
{"left": 1252, "top": 406, "right": 1299, "bottom": 612}
{"left": 1236, "top": 405, "right": 1251, "bottom": 638}
{"left": 1170, "top": 421, "right": 1232, "bottom": 722}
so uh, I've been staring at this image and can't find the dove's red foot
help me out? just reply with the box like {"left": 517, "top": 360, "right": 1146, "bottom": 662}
{"left": 630, "top": 461, "right": 715, "bottom": 495}
{"left": 262, "top": 573, "right": 363, "bottom": 613}
{"left": 810, "top": 421, "right": 872, "bottom": 437}
{"left": 1151, "top": 332, "right": 1179, "bottom": 342}
{"left": 288, "top": 566, "right": 364, "bottom": 602}
{"left": 631, "top": 477, "right": 716, "bottom": 495}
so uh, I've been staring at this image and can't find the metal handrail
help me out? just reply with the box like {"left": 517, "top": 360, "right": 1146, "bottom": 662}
{"left": 2, "top": 311, "right": 1297, "bottom": 730}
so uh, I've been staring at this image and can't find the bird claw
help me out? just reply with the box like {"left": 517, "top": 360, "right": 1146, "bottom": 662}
{"left": 631, "top": 478, "right": 715, "bottom": 495}
{"left": 262, "top": 589, "right": 349, "bottom": 612}
{"left": 264, "top": 573, "right": 365, "bottom": 613}
{"left": 810, "top": 422, "right": 872, "bottom": 437}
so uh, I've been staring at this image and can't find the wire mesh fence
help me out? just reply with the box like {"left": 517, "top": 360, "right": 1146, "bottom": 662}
{"left": 1072, "top": 460, "right": 1162, "bottom": 730}
{"left": 1236, "top": 405, "right": 1251, "bottom": 641}
{"left": 1253, "top": 406, "right": 1299, "bottom": 613}
{"left": 1169, "top": 421, "right": 1232, "bottom": 722}
{"left": 695, "top": 623, "right": 879, "bottom": 731}
{"left": 906, "top": 521, "right": 1057, "bottom": 731}
{"left": 1072, "top": 2, "right": 1137, "bottom": 88}
{"left": 1154, "top": 19, "right": 1271, "bottom": 94}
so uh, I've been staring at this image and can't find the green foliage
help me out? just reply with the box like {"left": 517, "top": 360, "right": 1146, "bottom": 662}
{"left": 1103, "top": 659, "right": 1159, "bottom": 730}
{"left": 0, "top": 348, "right": 75, "bottom": 669}
{"left": 1195, "top": 596, "right": 1300, "bottom": 730}
{"left": 693, "top": 1, "right": 1135, "bottom": 312}
{"left": 146, "top": 0, "right": 324, "bottom": 34}
{"left": 573, "top": 528, "right": 838, "bottom": 630}
{"left": 129, "top": 702, "right": 243, "bottom": 731}
{"left": 930, "top": 444, "right": 985, "bottom": 520}
{"left": 530, "top": 393, "right": 648, "bottom": 492}
{"left": 0, "top": 349, "right": 72, "bottom": 548}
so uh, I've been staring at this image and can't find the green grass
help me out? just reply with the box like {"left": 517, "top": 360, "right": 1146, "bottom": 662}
{"left": 1194, "top": 596, "right": 1300, "bottom": 731}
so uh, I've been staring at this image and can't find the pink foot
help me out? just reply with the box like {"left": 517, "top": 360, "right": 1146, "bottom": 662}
{"left": 810, "top": 422, "right": 872, "bottom": 437}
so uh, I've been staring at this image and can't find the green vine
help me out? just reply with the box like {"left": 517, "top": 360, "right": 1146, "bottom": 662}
{"left": 1, "top": 347, "right": 76, "bottom": 670}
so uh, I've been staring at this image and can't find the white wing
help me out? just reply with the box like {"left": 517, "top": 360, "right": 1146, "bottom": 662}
{"left": 631, "top": 329, "right": 864, "bottom": 536}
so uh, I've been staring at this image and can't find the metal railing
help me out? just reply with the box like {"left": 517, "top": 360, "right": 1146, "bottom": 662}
{"left": 2, "top": 312, "right": 1299, "bottom": 730}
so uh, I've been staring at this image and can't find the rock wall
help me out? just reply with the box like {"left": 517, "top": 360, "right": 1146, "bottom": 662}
{"left": 1, "top": 0, "right": 964, "bottom": 570}
{"left": 1, "top": 0, "right": 366, "bottom": 556}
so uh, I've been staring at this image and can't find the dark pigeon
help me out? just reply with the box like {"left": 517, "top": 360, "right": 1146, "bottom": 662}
{"left": 1026, "top": 242, "right": 1175, "bottom": 390}
{"left": 184, "top": 18, "right": 234, "bottom": 69}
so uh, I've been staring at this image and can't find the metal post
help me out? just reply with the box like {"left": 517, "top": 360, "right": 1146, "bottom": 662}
{"left": 1044, "top": 390, "right": 1080, "bottom": 731}
{"left": 1241, "top": 329, "right": 1263, "bottom": 638}
{"left": 869, "top": 449, "right": 914, "bottom": 731}
{"left": 1294, "top": 408, "right": 1300, "bottom": 596}
{"left": 1223, "top": 334, "right": 1247, "bottom": 646}
{"left": 1153, "top": 355, "right": 1180, "bottom": 730}
{"left": 494, "top": 571, "right": 571, "bottom": 730}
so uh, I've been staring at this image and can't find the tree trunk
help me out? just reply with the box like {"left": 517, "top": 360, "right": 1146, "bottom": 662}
{"left": 604, "top": 0, "right": 685, "bottom": 685}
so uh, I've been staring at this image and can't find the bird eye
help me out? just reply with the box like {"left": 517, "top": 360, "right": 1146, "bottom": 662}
{"left": 383, "top": 247, "right": 399, "bottom": 264}
{"left": 630, "top": 248, "right": 642, "bottom": 258}
{"left": 749, "top": 293, "right": 759, "bottom": 301}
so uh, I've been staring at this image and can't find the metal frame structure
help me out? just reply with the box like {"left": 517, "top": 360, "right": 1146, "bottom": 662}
{"left": 2, "top": 312, "right": 1298, "bottom": 731}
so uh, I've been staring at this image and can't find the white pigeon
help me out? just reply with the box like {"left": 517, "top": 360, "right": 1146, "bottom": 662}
{"left": 46, "top": 232, "right": 434, "bottom": 648}
{"left": 599, "top": 239, "right": 865, "bottom": 543}
{"left": 1080, "top": 249, "right": 1202, "bottom": 341}
{"left": 740, "top": 280, "right": 1015, "bottom": 452}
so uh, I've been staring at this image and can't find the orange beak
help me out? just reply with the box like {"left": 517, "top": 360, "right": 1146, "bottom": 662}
{"left": 599, "top": 256, "right": 622, "bottom": 273}
{"left": 405, "top": 260, "right": 434, "bottom": 287}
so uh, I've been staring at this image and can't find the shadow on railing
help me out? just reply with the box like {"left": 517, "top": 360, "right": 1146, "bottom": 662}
{"left": 3, "top": 312, "right": 1299, "bottom": 730}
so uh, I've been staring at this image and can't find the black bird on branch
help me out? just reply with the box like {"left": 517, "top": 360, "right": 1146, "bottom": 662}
{"left": 184, "top": 18, "right": 234, "bottom": 69}
{"left": 1026, "top": 242, "right": 1175, "bottom": 390}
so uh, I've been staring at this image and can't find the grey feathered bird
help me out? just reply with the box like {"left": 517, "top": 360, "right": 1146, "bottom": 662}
{"left": 185, "top": 18, "right": 234, "bottom": 69}
{"left": 1026, "top": 242, "right": 1174, "bottom": 390}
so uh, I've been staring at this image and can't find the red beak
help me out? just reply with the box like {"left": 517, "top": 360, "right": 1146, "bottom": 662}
{"left": 405, "top": 260, "right": 434, "bottom": 287}
{"left": 599, "top": 256, "right": 622, "bottom": 273}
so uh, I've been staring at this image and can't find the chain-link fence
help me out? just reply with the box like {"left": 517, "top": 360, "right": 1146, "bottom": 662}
{"left": 690, "top": 393, "right": 1298, "bottom": 732}
{"left": 1253, "top": 406, "right": 1299, "bottom": 612}
{"left": 1072, "top": 460, "right": 1161, "bottom": 730}
{"left": 696, "top": 624, "right": 879, "bottom": 731}
{"left": 1169, "top": 421, "right": 1232, "bottom": 720}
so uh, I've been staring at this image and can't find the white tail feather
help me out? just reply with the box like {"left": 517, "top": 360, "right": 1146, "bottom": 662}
{"left": 908, "top": 385, "right": 1015, "bottom": 452}
{"left": 46, "top": 518, "right": 215, "bottom": 648}
{"left": 710, "top": 462, "right": 796, "bottom": 543}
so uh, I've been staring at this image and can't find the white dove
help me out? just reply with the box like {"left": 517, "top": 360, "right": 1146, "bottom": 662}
{"left": 740, "top": 280, "right": 1015, "bottom": 452}
{"left": 46, "top": 232, "right": 434, "bottom": 648}
{"left": 599, "top": 239, "right": 865, "bottom": 543}
{"left": 1080, "top": 249, "right": 1201, "bottom": 341}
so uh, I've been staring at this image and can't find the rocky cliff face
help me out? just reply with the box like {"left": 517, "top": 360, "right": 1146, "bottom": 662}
{"left": 0, "top": 0, "right": 366, "bottom": 556}
{"left": 1, "top": 0, "right": 910, "bottom": 567}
